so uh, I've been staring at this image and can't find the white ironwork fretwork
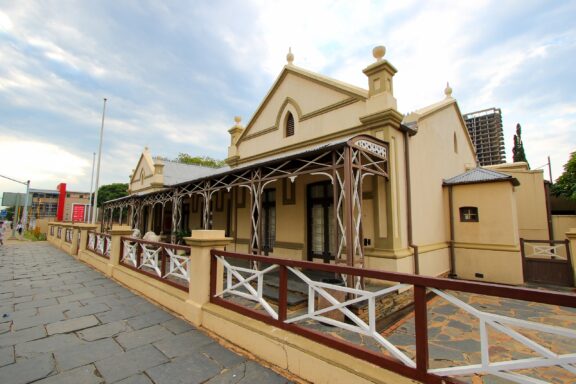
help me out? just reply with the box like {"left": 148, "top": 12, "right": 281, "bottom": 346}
{"left": 354, "top": 139, "right": 387, "bottom": 160}
{"left": 163, "top": 248, "right": 189, "bottom": 280}
{"left": 427, "top": 289, "right": 576, "bottom": 383}
{"left": 525, "top": 244, "right": 567, "bottom": 260}
{"left": 122, "top": 240, "right": 138, "bottom": 267}
{"left": 215, "top": 255, "right": 280, "bottom": 320}
{"left": 139, "top": 244, "right": 162, "bottom": 276}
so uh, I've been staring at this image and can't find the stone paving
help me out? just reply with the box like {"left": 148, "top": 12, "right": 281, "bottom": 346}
{"left": 383, "top": 290, "right": 576, "bottom": 383}
{"left": 0, "top": 241, "right": 294, "bottom": 384}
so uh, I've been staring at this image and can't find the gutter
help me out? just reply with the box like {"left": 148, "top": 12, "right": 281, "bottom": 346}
{"left": 400, "top": 123, "right": 419, "bottom": 275}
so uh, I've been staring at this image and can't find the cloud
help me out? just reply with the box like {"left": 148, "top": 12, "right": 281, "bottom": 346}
{"left": 0, "top": 0, "right": 574, "bottom": 192}
{"left": 0, "top": 135, "right": 91, "bottom": 193}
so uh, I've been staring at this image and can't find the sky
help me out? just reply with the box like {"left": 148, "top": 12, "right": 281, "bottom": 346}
{"left": 1, "top": 0, "right": 575, "bottom": 199}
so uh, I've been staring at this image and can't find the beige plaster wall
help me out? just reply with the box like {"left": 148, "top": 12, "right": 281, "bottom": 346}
{"left": 494, "top": 167, "right": 549, "bottom": 240}
{"left": 553, "top": 215, "right": 576, "bottom": 241}
{"left": 237, "top": 72, "right": 367, "bottom": 162}
{"left": 409, "top": 103, "right": 477, "bottom": 247}
{"left": 454, "top": 247, "right": 523, "bottom": 285}
{"left": 451, "top": 182, "right": 519, "bottom": 246}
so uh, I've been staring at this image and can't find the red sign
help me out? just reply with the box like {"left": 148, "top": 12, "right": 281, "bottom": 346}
{"left": 72, "top": 204, "right": 85, "bottom": 222}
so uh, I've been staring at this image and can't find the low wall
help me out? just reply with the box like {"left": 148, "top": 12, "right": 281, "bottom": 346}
{"left": 47, "top": 226, "right": 419, "bottom": 384}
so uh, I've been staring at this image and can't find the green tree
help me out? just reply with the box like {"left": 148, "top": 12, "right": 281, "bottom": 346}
{"left": 174, "top": 153, "right": 226, "bottom": 168}
{"left": 551, "top": 151, "right": 576, "bottom": 201}
{"left": 96, "top": 183, "right": 129, "bottom": 207}
{"left": 512, "top": 123, "right": 529, "bottom": 166}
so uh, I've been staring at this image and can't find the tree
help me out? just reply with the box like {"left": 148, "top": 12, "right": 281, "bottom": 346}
{"left": 512, "top": 123, "right": 529, "bottom": 166}
{"left": 95, "top": 183, "right": 129, "bottom": 207}
{"left": 551, "top": 151, "right": 576, "bottom": 201}
{"left": 174, "top": 153, "right": 226, "bottom": 168}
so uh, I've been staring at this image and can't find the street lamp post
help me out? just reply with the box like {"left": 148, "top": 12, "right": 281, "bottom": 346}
{"left": 0, "top": 174, "right": 31, "bottom": 234}
{"left": 92, "top": 98, "right": 107, "bottom": 224}
{"left": 87, "top": 152, "right": 96, "bottom": 223}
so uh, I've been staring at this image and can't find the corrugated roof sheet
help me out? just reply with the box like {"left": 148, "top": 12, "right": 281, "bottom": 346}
{"left": 161, "top": 161, "right": 229, "bottom": 186}
{"left": 443, "top": 167, "right": 519, "bottom": 186}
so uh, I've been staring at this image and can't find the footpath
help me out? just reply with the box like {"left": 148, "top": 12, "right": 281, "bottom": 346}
{"left": 0, "top": 241, "right": 294, "bottom": 384}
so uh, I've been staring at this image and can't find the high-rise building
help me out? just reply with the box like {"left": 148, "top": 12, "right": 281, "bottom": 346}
{"left": 463, "top": 108, "right": 506, "bottom": 166}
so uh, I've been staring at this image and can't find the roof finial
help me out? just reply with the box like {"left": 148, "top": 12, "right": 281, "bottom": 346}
{"left": 444, "top": 82, "right": 453, "bottom": 98}
{"left": 286, "top": 47, "right": 294, "bottom": 65}
{"left": 373, "top": 45, "right": 386, "bottom": 61}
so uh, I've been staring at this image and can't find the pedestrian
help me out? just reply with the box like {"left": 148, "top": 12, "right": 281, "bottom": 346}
{"left": 16, "top": 222, "right": 23, "bottom": 238}
{"left": 0, "top": 221, "right": 4, "bottom": 246}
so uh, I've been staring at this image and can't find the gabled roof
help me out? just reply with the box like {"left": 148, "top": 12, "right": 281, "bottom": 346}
{"left": 237, "top": 64, "right": 368, "bottom": 143}
{"left": 443, "top": 167, "right": 520, "bottom": 186}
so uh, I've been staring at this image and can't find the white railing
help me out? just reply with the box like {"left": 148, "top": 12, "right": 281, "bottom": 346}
{"left": 213, "top": 253, "right": 576, "bottom": 384}
{"left": 87, "top": 231, "right": 110, "bottom": 258}
{"left": 427, "top": 288, "right": 576, "bottom": 383}
{"left": 525, "top": 243, "right": 567, "bottom": 260}
{"left": 215, "top": 255, "right": 414, "bottom": 367}
{"left": 64, "top": 228, "right": 73, "bottom": 243}
{"left": 120, "top": 237, "right": 190, "bottom": 284}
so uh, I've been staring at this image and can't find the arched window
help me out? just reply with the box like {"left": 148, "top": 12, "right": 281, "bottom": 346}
{"left": 453, "top": 132, "right": 458, "bottom": 153}
{"left": 140, "top": 169, "right": 145, "bottom": 185}
{"left": 286, "top": 112, "right": 295, "bottom": 137}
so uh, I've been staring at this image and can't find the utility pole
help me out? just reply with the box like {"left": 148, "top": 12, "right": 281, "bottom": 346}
{"left": 92, "top": 98, "right": 107, "bottom": 224}
{"left": 87, "top": 152, "right": 96, "bottom": 223}
{"left": 547, "top": 156, "right": 553, "bottom": 183}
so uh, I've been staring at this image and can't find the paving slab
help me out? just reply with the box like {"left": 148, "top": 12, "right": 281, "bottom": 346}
{"left": 95, "top": 344, "right": 169, "bottom": 383}
{"left": 36, "top": 364, "right": 104, "bottom": 384}
{"left": 0, "top": 242, "right": 293, "bottom": 384}
{"left": 46, "top": 314, "right": 100, "bottom": 335}
{"left": 16, "top": 333, "right": 85, "bottom": 358}
{"left": 0, "top": 354, "right": 55, "bottom": 384}
{"left": 54, "top": 338, "right": 124, "bottom": 371}
{"left": 153, "top": 330, "right": 216, "bottom": 358}
{"left": 0, "top": 346, "right": 14, "bottom": 367}
{"left": 145, "top": 354, "right": 222, "bottom": 384}
{"left": 77, "top": 320, "right": 131, "bottom": 341}
{"left": 115, "top": 324, "right": 174, "bottom": 350}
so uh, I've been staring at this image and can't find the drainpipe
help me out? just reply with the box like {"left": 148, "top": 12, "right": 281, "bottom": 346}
{"left": 448, "top": 185, "right": 456, "bottom": 277}
{"left": 400, "top": 123, "right": 419, "bottom": 275}
{"left": 544, "top": 181, "right": 554, "bottom": 241}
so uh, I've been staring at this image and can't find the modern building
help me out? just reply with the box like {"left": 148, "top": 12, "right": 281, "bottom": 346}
{"left": 463, "top": 107, "right": 506, "bottom": 166}
{"left": 102, "top": 46, "right": 564, "bottom": 287}
{"left": 1, "top": 185, "right": 91, "bottom": 232}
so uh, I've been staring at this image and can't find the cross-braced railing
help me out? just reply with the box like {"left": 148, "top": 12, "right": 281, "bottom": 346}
{"left": 64, "top": 228, "right": 73, "bottom": 243}
{"left": 87, "top": 231, "right": 110, "bottom": 259}
{"left": 522, "top": 239, "right": 570, "bottom": 260}
{"left": 119, "top": 237, "right": 190, "bottom": 291}
{"left": 210, "top": 249, "right": 576, "bottom": 384}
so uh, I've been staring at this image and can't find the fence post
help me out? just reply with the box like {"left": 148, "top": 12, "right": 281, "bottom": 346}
{"left": 183, "top": 230, "right": 232, "bottom": 326}
{"left": 108, "top": 225, "right": 134, "bottom": 275}
{"left": 566, "top": 229, "right": 576, "bottom": 286}
{"left": 70, "top": 224, "right": 81, "bottom": 256}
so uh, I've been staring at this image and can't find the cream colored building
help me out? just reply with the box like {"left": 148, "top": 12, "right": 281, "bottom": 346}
{"left": 103, "top": 46, "right": 565, "bottom": 286}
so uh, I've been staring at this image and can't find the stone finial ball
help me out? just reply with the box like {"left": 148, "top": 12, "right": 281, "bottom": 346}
{"left": 234, "top": 116, "right": 242, "bottom": 124}
{"left": 373, "top": 45, "right": 386, "bottom": 60}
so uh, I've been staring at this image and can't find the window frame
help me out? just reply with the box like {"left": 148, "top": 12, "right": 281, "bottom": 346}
{"left": 459, "top": 206, "right": 479, "bottom": 222}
